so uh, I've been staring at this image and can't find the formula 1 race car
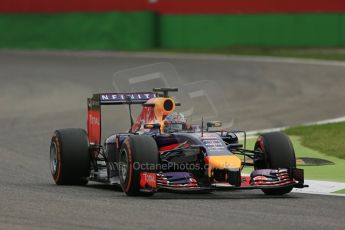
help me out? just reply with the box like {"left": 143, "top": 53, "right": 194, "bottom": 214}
{"left": 49, "top": 88, "right": 306, "bottom": 196}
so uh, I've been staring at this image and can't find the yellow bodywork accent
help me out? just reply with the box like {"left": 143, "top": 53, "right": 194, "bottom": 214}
{"left": 207, "top": 155, "right": 242, "bottom": 177}
{"left": 152, "top": 97, "right": 175, "bottom": 117}
{"left": 145, "top": 97, "right": 176, "bottom": 133}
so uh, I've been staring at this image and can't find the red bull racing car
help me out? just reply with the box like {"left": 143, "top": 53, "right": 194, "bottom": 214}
{"left": 49, "top": 88, "right": 306, "bottom": 196}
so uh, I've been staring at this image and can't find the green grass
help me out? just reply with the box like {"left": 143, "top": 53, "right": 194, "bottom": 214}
{"left": 241, "top": 135, "right": 345, "bottom": 182}
{"left": 152, "top": 47, "right": 345, "bottom": 61}
{"left": 285, "top": 122, "right": 345, "bottom": 159}
{"left": 335, "top": 189, "right": 345, "bottom": 194}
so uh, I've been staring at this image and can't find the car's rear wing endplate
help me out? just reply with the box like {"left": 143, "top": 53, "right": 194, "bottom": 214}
{"left": 87, "top": 92, "right": 156, "bottom": 145}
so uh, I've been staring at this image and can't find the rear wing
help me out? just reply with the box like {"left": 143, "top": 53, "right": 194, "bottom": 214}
{"left": 87, "top": 92, "right": 156, "bottom": 145}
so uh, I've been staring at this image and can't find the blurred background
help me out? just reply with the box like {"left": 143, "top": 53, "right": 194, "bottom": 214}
{"left": 1, "top": 0, "right": 345, "bottom": 50}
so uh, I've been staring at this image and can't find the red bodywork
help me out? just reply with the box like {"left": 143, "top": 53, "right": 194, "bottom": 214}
{"left": 87, "top": 110, "right": 101, "bottom": 145}
{"left": 130, "top": 106, "right": 156, "bottom": 133}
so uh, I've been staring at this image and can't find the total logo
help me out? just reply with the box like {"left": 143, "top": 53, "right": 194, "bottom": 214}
{"left": 145, "top": 173, "right": 156, "bottom": 183}
{"left": 89, "top": 115, "right": 100, "bottom": 126}
{"left": 140, "top": 172, "right": 157, "bottom": 189}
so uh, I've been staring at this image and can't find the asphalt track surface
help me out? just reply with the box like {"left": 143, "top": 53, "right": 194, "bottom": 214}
{"left": 0, "top": 50, "right": 345, "bottom": 230}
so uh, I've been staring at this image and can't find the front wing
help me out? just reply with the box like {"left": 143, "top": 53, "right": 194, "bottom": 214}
{"left": 139, "top": 168, "right": 306, "bottom": 193}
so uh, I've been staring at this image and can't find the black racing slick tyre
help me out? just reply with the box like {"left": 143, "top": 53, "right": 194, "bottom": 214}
{"left": 50, "top": 129, "right": 90, "bottom": 185}
{"left": 118, "top": 135, "right": 160, "bottom": 196}
{"left": 254, "top": 132, "right": 296, "bottom": 195}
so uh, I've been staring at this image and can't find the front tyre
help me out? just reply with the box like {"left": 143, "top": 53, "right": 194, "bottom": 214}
{"left": 50, "top": 129, "right": 90, "bottom": 185}
{"left": 254, "top": 132, "right": 296, "bottom": 195}
{"left": 119, "top": 135, "right": 159, "bottom": 196}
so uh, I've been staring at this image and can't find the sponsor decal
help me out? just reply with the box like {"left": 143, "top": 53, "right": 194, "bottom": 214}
{"left": 202, "top": 138, "right": 227, "bottom": 152}
{"left": 253, "top": 176, "right": 268, "bottom": 182}
{"left": 89, "top": 115, "right": 100, "bottom": 126}
{"left": 140, "top": 172, "right": 157, "bottom": 189}
{"left": 87, "top": 110, "right": 101, "bottom": 144}
{"left": 100, "top": 92, "right": 156, "bottom": 103}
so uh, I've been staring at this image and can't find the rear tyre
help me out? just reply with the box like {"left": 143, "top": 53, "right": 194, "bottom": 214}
{"left": 119, "top": 135, "right": 159, "bottom": 196}
{"left": 50, "top": 129, "right": 90, "bottom": 185}
{"left": 254, "top": 132, "right": 296, "bottom": 195}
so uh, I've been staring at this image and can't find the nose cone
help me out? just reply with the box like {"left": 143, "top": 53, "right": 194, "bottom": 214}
{"left": 207, "top": 155, "right": 242, "bottom": 176}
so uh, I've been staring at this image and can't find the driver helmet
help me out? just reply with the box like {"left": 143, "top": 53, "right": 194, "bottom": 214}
{"left": 164, "top": 112, "right": 187, "bottom": 132}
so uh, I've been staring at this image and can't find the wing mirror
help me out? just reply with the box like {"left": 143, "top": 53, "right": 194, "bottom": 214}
{"left": 207, "top": 121, "right": 222, "bottom": 131}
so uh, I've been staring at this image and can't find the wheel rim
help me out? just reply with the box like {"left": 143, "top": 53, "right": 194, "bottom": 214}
{"left": 119, "top": 149, "right": 129, "bottom": 183}
{"left": 50, "top": 142, "right": 58, "bottom": 175}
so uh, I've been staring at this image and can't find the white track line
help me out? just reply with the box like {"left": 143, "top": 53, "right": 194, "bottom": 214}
{"left": 127, "top": 53, "right": 345, "bottom": 68}
{"left": 293, "top": 180, "right": 345, "bottom": 197}
{"left": 246, "top": 115, "right": 345, "bottom": 138}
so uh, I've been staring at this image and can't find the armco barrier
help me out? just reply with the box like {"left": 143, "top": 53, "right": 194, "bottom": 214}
{"left": 0, "top": 12, "right": 156, "bottom": 50}
{"left": 160, "top": 14, "right": 344, "bottom": 48}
